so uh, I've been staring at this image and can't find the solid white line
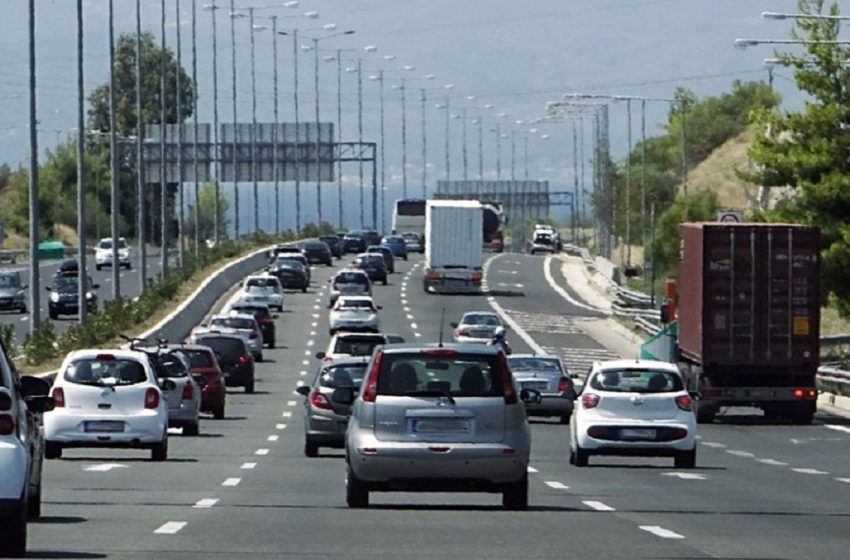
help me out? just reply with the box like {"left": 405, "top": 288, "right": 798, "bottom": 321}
{"left": 154, "top": 521, "right": 187, "bottom": 534}
{"left": 276, "top": 423, "right": 287, "bottom": 429}
{"left": 481, "top": 255, "right": 545, "bottom": 354}
{"left": 267, "top": 435, "right": 279, "bottom": 442}
{"left": 241, "top": 462, "right": 257, "bottom": 469}
{"left": 222, "top": 478, "right": 241, "bottom": 487}
{"left": 640, "top": 526, "right": 684, "bottom": 540}
{"left": 700, "top": 442, "right": 726, "bottom": 448}
{"left": 543, "top": 255, "right": 610, "bottom": 314}
{"left": 792, "top": 468, "right": 829, "bottom": 475}
{"left": 544, "top": 481, "right": 569, "bottom": 490}
{"left": 255, "top": 448, "right": 269, "bottom": 456}
{"left": 757, "top": 458, "right": 788, "bottom": 466}
{"left": 726, "top": 450, "right": 755, "bottom": 458}
{"left": 583, "top": 500, "right": 615, "bottom": 512}
{"left": 526, "top": 466, "right": 538, "bottom": 473}
{"left": 824, "top": 424, "right": 850, "bottom": 434}
{"left": 193, "top": 498, "right": 219, "bottom": 509}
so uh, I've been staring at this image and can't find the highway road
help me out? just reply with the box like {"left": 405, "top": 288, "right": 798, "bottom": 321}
{"left": 0, "top": 251, "right": 165, "bottom": 348}
{"left": 24, "top": 252, "right": 850, "bottom": 559}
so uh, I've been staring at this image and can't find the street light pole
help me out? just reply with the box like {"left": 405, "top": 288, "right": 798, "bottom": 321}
{"left": 420, "top": 88, "right": 427, "bottom": 198}
{"left": 109, "top": 0, "right": 121, "bottom": 298}
{"left": 357, "top": 58, "right": 364, "bottom": 228}
{"left": 336, "top": 49, "right": 343, "bottom": 229}
{"left": 28, "top": 0, "right": 39, "bottom": 331}
{"left": 313, "top": 37, "right": 322, "bottom": 227}
{"left": 444, "top": 97, "right": 450, "bottom": 181}
{"left": 378, "top": 71, "right": 386, "bottom": 230}
{"left": 625, "top": 97, "right": 632, "bottom": 267}
{"left": 160, "top": 0, "right": 168, "bottom": 274}
{"left": 175, "top": 0, "right": 185, "bottom": 269}
{"left": 292, "top": 29, "right": 301, "bottom": 232}
{"left": 477, "top": 117, "right": 483, "bottom": 180}
{"left": 191, "top": 0, "right": 200, "bottom": 260}
{"left": 205, "top": 1, "right": 221, "bottom": 243}
{"left": 77, "top": 0, "right": 88, "bottom": 324}
{"left": 401, "top": 78, "right": 408, "bottom": 198}
{"left": 250, "top": 8, "right": 259, "bottom": 233}
{"left": 495, "top": 123, "right": 501, "bottom": 180}
{"left": 462, "top": 107, "right": 468, "bottom": 181}
{"left": 523, "top": 133, "right": 528, "bottom": 181}
{"left": 510, "top": 129, "right": 516, "bottom": 181}
{"left": 230, "top": 0, "right": 240, "bottom": 238}
{"left": 272, "top": 16, "right": 280, "bottom": 234}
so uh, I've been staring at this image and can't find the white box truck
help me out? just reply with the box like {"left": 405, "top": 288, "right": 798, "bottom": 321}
{"left": 423, "top": 200, "right": 484, "bottom": 294}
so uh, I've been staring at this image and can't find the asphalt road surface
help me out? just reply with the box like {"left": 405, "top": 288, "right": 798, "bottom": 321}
{"left": 25, "top": 252, "right": 850, "bottom": 559}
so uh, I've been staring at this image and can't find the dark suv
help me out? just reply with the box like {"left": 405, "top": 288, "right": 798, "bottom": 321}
{"left": 46, "top": 272, "right": 99, "bottom": 319}
{"left": 352, "top": 253, "right": 388, "bottom": 285}
{"left": 229, "top": 302, "right": 277, "bottom": 348}
{"left": 319, "top": 235, "right": 343, "bottom": 258}
{"left": 0, "top": 271, "right": 27, "bottom": 314}
{"left": 303, "top": 242, "right": 334, "bottom": 266}
{"left": 343, "top": 233, "right": 367, "bottom": 254}
{"left": 192, "top": 333, "right": 256, "bottom": 393}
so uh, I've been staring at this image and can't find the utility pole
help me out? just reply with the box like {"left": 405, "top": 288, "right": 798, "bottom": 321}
{"left": 292, "top": 29, "right": 301, "bottom": 232}
{"left": 109, "top": 0, "right": 121, "bottom": 297}
{"left": 77, "top": 0, "right": 88, "bottom": 324}
{"left": 250, "top": 8, "right": 259, "bottom": 233}
{"left": 230, "top": 0, "right": 240, "bottom": 238}
{"left": 336, "top": 49, "right": 343, "bottom": 229}
{"left": 208, "top": 1, "right": 221, "bottom": 243}
{"left": 160, "top": 0, "right": 169, "bottom": 274}
{"left": 272, "top": 17, "right": 280, "bottom": 233}
{"left": 357, "top": 59, "right": 364, "bottom": 228}
{"left": 313, "top": 37, "right": 322, "bottom": 228}
{"left": 191, "top": 0, "right": 200, "bottom": 259}
{"left": 420, "top": 88, "right": 427, "bottom": 198}
{"left": 28, "top": 0, "right": 39, "bottom": 331}
{"left": 461, "top": 107, "right": 468, "bottom": 181}
{"left": 176, "top": 0, "right": 185, "bottom": 268}
{"left": 401, "top": 78, "right": 408, "bottom": 198}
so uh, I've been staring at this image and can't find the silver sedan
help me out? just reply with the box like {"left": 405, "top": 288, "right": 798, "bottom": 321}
{"left": 328, "top": 296, "right": 381, "bottom": 335}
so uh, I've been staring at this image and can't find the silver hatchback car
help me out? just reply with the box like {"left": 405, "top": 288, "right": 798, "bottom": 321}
{"left": 336, "top": 343, "right": 540, "bottom": 510}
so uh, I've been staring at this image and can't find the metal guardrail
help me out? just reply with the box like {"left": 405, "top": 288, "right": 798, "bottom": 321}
{"left": 634, "top": 315, "right": 662, "bottom": 336}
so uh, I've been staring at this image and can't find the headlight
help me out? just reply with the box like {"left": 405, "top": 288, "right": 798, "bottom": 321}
{"left": 50, "top": 291, "right": 60, "bottom": 302}
{"left": 85, "top": 291, "right": 94, "bottom": 300}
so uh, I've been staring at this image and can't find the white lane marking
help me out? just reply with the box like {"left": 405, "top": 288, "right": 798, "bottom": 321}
{"left": 307, "top": 340, "right": 315, "bottom": 347}
{"left": 154, "top": 521, "right": 187, "bottom": 534}
{"left": 825, "top": 424, "right": 850, "bottom": 435}
{"left": 313, "top": 305, "right": 320, "bottom": 310}
{"left": 300, "top": 371, "right": 307, "bottom": 376}
{"left": 309, "top": 330, "right": 316, "bottom": 336}
{"left": 312, "top": 313, "right": 319, "bottom": 319}
{"left": 276, "top": 423, "right": 287, "bottom": 430}
{"left": 514, "top": 283, "right": 524, "bottom": 288}
{"left": 304, "top": 350, "right": 311, "bottom": 355}
{"left": 544, "top": 481, "right": 569, "bottom": 490}
{"left": 222, "top": 478, "right": 241, "bottom": 487}
{"left": 414, "top": 332, "right": 422, "bottom": 337}
{"left": 584, "top": 500, "right": 616, "bottom": 512}
{"left": 302, "top": 360, "right": 310, "bottom": 365}
{"left": 193, "top": 498, "right": 219, "bottom": 509}
{"left": 241, "top": 462, "right": 257, "bottom": 469}
{"left": 401, "top": 299, "right": 408, "bottom": 305}
{"left": 410, "top": 323, "right": 418, "bottom": 330}
{"left": 404, "top": 307, "right": 411, "bottom": 312}
{"left": 700, "top": 442, "right": 726, "bottom": 448}
{"left": 255, "top": 448, "right": 269, "bottom": 456}
{"left": 640, "top": 526, "right": 684, "bottom": 540}
{"left": 757, "top": 458, "right": 788, "bottom": 466}
{"left": 286, "top": 400, "right": 296, "bottom": 407}
{"left": 19, "top": 316, "right": 27, "bottom": 322}
{"left": 267, "top": 435, "right": 279, "bottom": 442}
{"left": 406, "top": 314, "right": 414, "bottom": 320}
{"left": 836, "top": 478, "right": 850, "bottom": 483}
{"left": 662, "top": 472, "right": 706, "bottom": 480}
{"left": 527, "top": 466, "right": 538, "bottom": 473}
{"left": 481, "top": 255, "right": 545, "bottom": 354}
{"left": 543, "top": 255, "right": 610, "bottom": 314}
{"left": 792, "top": 468, "right": 829, "bottom": 475}
{"left": 282, "top": 411, "right": 292, "bottom": 418}
{"left": 311, "top": 321, "right": 318, "bottom": 327}
{"left": 84, "top": 463, "right": 128, "bottom": 472}
{"left": 726, "top": 450, "right": 755, "bottom": 458}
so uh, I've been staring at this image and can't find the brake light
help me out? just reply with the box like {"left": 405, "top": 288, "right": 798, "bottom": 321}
{"left": 51, "top": 387, "right": 65, "bottom": 408}
{"left": 497, "top": 353, "right": 518, "bottom": 405}
{"left": 238, "top": 354, "right": 252, "bottom": 365}
{"left": 423, "top": 348, "right": 457, "bottom": 357}
{"left": 455, "top": 329, "right": 469, "bottom": 337}
{"left": 182, "top": 382, "right": 193, "bottom": 400}
{"left": 144, "top": 388, "right": 160, "bottom": 409}
{"left": 793, "top": 388, "right": 817, "bottom": 399}
{"left": 259, "top": 316, "right": 273, "bottom": 325}
{"left": 0, "top": 391, "right": 11, "bottom": 411}
{"left": 558, "top": 377, "right": 571, "bottom": 393}
{"left": 96, "top": 354, "right": 116, "bottom": 361}
{"left": 361, "top": 349, "right": 384, "bottom": 402}
{"left": 582, "top": 394, "right": 600, "bottom": 409}
{"left": 0, "top": 414, "right": 14, "bottom": 436}
{"left": 675, "top": 395, "right": 692, "bottom": 411}
{"left": 310, "top": 389, "right": 333, "bottom": 410}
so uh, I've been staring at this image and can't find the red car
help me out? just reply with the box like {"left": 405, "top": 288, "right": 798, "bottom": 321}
{"left": 175, "top": 344, "right": 227, "bottom": 420}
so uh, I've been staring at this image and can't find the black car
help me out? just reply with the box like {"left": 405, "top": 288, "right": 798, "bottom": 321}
{"left": 58, "top": 258, "right": 79, "bottom": 274}
{"left": 268, "top": 261, "right": 309, "bottom": 292}
{"left": 303, "top": 242, "right": 334, "bottom": 266}
{"left": 0, "top": 271, "right": 27, "bottom": 313}
{"left": 352, "top": 253, "right": 388, "bottom": 285}
{"left": 343, "top": 233, "right": 367, "bottom": 254}
{"left": 272, "top": 254, "right": 311, "bottom": 283}
{"left": 319, "top": 235, "right": 343, "bottom": 258}
{"left": 193, "top": 333, "right": 255, "bottom": 393}
{"left": 230, "top": 302, "right": 277, "bottom": 348}
{"left": 45, "top": 272, "right": 99, "bottom": 319}
{"left": 268, "top": 244, "right": 304, "bottom": 264}
{"left": 363, "top": 230, "right": 381, "bottom": 247}
{"left": 366, "top": 245, "right": 395, "bottom": 274}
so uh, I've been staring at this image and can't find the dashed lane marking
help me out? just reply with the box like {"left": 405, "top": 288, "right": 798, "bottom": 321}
{"left": 825, "top": 424, "right": 850, "bottom": 435}
{"left": 406, "top": 314, "right": 414, "bottom": 320}
{"left": 312, "top": 314, "right": 319, "bottom": 319}
{"left": 307, "top": 340, "right": 315, "bottom": 347}
{"left": 222, "top": 478, "right": 241, "bottom": 487}
{"left": 255, "top": 449, "right": 269, "bottom": 456}
{"left": 282, "top": 411, "right": 292, "bottom": 418}
{"left": 726, "top": 450, "right": 755, "bottom": 458}
{"left": 792, "top": 468, "right": 829, "bottom": 475}
{"left": 700, "top": 442, "right": 726, "bottom": 448}
{"left": 193, "top": 498, "right": 219, "bottom": 509}
{"left": 836, "top": 478, "right": 850, "bottom": 483}
{"left": 154, "top": 522, "right": 187, "bottom": 534}
{"left": 84, "top": 463, "right": 128, "bottom": 472}
{"left": 410, "top": 323, "right": 418, "bottom": 330}
{"left": 310, "top": 330, "right": 316, "bottom": 336}
{"left": 662, "top": 472, "right": 706, "bottom": 480}
{"left": 414, "top": 332, "right": 422, "bottom": 337}
{"left": 267, "top": 435, "right": 279, "bottom": 442}
{"left": 640, "top": 526, "right": 684, "bottom": 540}
{"left": 544, "top": 481, "right": 569, "bottom": 490}
{"left": 241, "top": 462, "right": 257, "bottom": 469}
{"left": 286, "top": 400, "right": 296, "bottom": 407}
{"left": 527, "top": 466, "right": 538, "bottom": 473}
{"left": 276, "top": 423, "right": 287, "bottom": 429}
{"left": 311, "top": 322, "right": 318, "bottom": 327}
{"left": 584, "top": 501, "right": 616, "bottom": 512}
{"left": 757, "top": 459, "right": 788, "bottom": 466}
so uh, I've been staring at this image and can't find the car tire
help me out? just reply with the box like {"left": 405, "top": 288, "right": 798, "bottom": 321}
{"left": 304, "top": 439, "right": 319, "bottom": 458}
{"left": 674, "top": 447, "right": 697, "bottom": 469}
{"left": 404, "top": 256, "right": 408, "bottom": 261}
{"left": 302, "top": 286, "right": 308, "bottom": 293}
{"left": 213, "top": 406, "right": 225, "bottom": 420}
{"left": 572, "top": 445, "right": 589, "bottom": 467}
{"left": 28, "top": 479, "right": 42, "bottom": 519}
{"left": 382, "top": 278, "right": 388, "bottom": 286}
{"left": 256, "top": 353, "right": 264, "bottom": 363}
{"left": 558, "top": 413, "right": 571, "bottom": 425}
{"left": 346, "top": 465, "right": 369, "bottom": 508}
{"left": 126, "top": 263, "right": 132, "bottom": 270}
{"left": 151, "top": 436, "right": 168, "bottom": 462}
{"left": 502, "top": 474, "right": 528, "bottom": 511}
{"left": 44, "top": 441, "right": 62, "bottom": 460}
{"left": 96, "top": 264, "right": 102, "bottom": 271}
{"left": 0, "top": 498, "right": 27, "bottom": 558}
{"left": 268, "top": 339, "right": 275, "bottom": 349}
{"left": 329, "top": 329, "right": 336, "bottom": 336}
{"left": 19, "top": 304, "right": 27, "bottom": 314}
{"left": 245, "top": 379, "right": 255, "bottom": 394}
{"left": 789, "top": 404, "right": 815, "bottom": 425}
{"left": 695, "top": 402, "right": 717, "bottom": 424}
{"left": 48, "top": 310, "right": 58, "bottom": 320}
{"left": 183, "top": 421, "right": 200, "bottom": 436}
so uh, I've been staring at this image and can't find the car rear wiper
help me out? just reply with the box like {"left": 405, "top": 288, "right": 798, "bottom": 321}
{"left": 403, "top": 390, "right": 456, "bottom": 405}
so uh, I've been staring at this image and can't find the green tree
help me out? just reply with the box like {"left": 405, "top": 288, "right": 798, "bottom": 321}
{"left": 187, "top": 183, "right": 230, "bottom": 243}
{"left": 650, "top": 190, "right": 719, "bottom": 278}
{"left": 740, "top": 0, "right": 850, "bottom": 315}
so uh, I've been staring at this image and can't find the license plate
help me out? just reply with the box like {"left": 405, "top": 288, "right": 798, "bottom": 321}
{"left": 84, "top": 420, "right": 124, "bottom": 433}
{"left": 413, "top": 419, "right": 470, "bottom": 433}
{"left": 620, "top": 428, "right": 655, "bottom": 440}
{"left": 522, "top": 381, "right": 549, "bottom": 391}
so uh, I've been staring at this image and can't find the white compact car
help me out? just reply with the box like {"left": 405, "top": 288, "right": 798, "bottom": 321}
{"left": 328, "top": 296, "right": 381, "bottom": 335}
{"left": 240, "top": 275, "right": 284, "bottom": 311}
{"left": 94, "top": 237, "right": 131, "bottom": 270}
{"left": 570, "top": 359, "right": 697, "bottom": 468}
{"left": 44, "top": 349, "right": 171, "bottom": 461}
{"left": 451, "top": 311, "right": 505, "bottom": 344}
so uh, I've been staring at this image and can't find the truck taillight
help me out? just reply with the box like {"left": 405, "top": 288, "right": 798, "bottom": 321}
{"left": 144, "top": 388, "right": 160, "bottom": 409}
{"left": 558, "top": 377, "right": 571, "bottom": 393}
{"left": 675, "top": 395, "right": 692, "bottom": 412}
{"left": 361, "top": 350, "right": 384, "bottom": 403}
{"left": 581, "top": 394, "right": 600, "bottom": 409}
{"left": 310, "top": 389, "right": 333, "bottom": 410}
{"left": 793, "top": 388, "right": 817, "bottom": 399}
{"left": 182, "top": 382, "right": 193, "bottom": 400}
{"left": 51, "top": 387, "right": 65, "bottom": 408}
{"left": 0, "top": 414, "right": 15, "bottom": 436}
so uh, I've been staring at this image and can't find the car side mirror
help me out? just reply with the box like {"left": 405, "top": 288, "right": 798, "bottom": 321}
{"left": 331, "top": 386, "right": 356, "bottom": 405}
{"left": 450, "top": 322, "right": 458, "bottom": 328}
{"left": 519, "top": 388, "right": 542, "bottom": 405}
{"left": 295, "top": 385, "right": 310, "bottom": 397}
{"left": 376, "top": 305, "right": 383, "bottom": 310}
{"left": 315, "top": 351, "right": 326, "bottom": 360}
{"left": 158, "top": 379, "right": 177, "bottom": 391}
{"left": 21, "top": 375, "right": 50, "bottom": 398}
{"left": 21, "top": 284, "right": 28, "bottom": 290}
{"left": 25, "top": 395, "right": 55, "bottom": 414}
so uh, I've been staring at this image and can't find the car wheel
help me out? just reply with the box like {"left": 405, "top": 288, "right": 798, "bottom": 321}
{"left": 404, "top": 256, "right": 408, "bottom": 261}
{"left": 329, "top": 328, "right": 336, "bottom": 336}
{"left": 245, "top": 379, "right": 255, "bottom": 394}
{"left": 183, "top": 421, "right": 200, "bottom": 436}
{"left": 213, "top": 406, "right": 225, "bottom": 420}
{"left": 695, "top": 402, "right": 717, "bottom": 424}
{"left": 96, "top": 264, "right": 102, "bottom": 271}
{"left": 268, "top": 339, "right": 275, "bottom": 349}
{"left": 558, "top": 413, "right": 571, "bottom": 425}
{"left": 502, "top": 474, "right": 528, "bottom": 511}
{"left": 28, "top": 479, "right": 42, "bottom": 519}
{"left": 126, "top": 263, "right": 132, "bottom": 270}
{"left": 48, "top": 310, "right": 58, "bottom": 320}
{"left": 256, "top": 353, "right": 264, "bottom": 363}
{"left": 674, "top": 447, "right": 697, "bottom": 469}
{"left": 44, "top": 441, "right": 62, "bottom": 460}
{"left": 19, "top": 304, "right": 27, "bottom": 314}
{"left": 382, "top": 278, "right": 388, "bottom": 286}
{"left": 572, "top": 445, "right": 589, "bottom": 467}
{"left": 0, "top": 499, "right": 27, "bottom": 557}
{"left": 151, "top": 436, "right": 168, "bottom": 462}
{"left": 304, "top": 439, "right": 319, "bottom": 458}
{"left": 346, "top": 465, "right": 369, "bottom": 508}
{"left": 302, "top": 286, "right": 308, "bottom": 293}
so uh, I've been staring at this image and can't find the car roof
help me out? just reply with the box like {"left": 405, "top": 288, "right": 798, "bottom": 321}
{"left": 332, "top": 331, "right": 387, "bottom": 340}
{"left": 592, "top": 359, "right": 680, "bottom": 373}
{"left": 230, "top": 301, "right": 271, "bottom": 310}
{"left": 461, "top": 311, "right": 499, "bottom": 318}
{"left": 320, "top": 356, "right": 371, "bottom": 367}
{"left": 509, "top": 353, "right": 561, "bottom": 360}
{"left": 214, "top": 312, "right": 256, "bottom": 321}
{"left": 379, "top": 342, "right": 503, "bottom": 355}
{"left": 165, "top": 343, "right": 215, "bottom": 353}
{"left": 64, "top": 348, "right": 150, "bottom": 362}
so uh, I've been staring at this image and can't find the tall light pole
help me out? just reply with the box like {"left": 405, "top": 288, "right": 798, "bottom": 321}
{"left": 251, "top": 9, "right": 259, "bottom": 233}
{"left": 175, "top": 0, "right": 185, "bottom": 268}
{"left": 108, "top": 0, "right": 122, "bottom": 298}
{"left": 229, "top": 0, "right": 240, "bottom": 238}
{"left": 202, "top": 2, "right": 222, "bottom": 243}
{"left": 28, "top": 0, "right": 39, "bottom": 331}
{"left": 160, "top": 0, "right": 168, "bottom": 274}
{"left": 336, "top": 50, "right": 343, "bottom": 228}
{"left": 475, "top": 116, "right": 483, "bottom": 180}
{"left": 292, "top": 29, "right": 301, "bottom": 232}
{"left": 191, "top": 0, "right": 200, "bottom": 259}
{"left": 272, "top": 17, "right": 281, "bottom": 233}
{"left": 77, "top": 0, "right": 87, "bottom": 323}
{"left": 421, "top": 88, "right": 427, "bottom": 197}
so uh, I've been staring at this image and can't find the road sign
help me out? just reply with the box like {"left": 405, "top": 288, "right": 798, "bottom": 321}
{"left": 717, "top": 210, "right": 744, "bottom": 223}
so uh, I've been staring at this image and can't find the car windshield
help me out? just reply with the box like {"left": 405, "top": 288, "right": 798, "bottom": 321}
{"left": 462, "top": 314, "right": 501, "bottom": 326}
{"left": 276, "top": 256, "right": 305, "bottom": 265}
{"left": 211, "top": 317, "right": 255, "bottom": 330}
{"left": 196, "top": 337, "right": 244, "bottom": 360}
{"left": 336, "top": 272, "right": 367, "bottom": 284}
{"left": 64, "top": 357, "right": 147, "bottom": 386}
{"left": 508, "top": 357, "right": 563, "bottom": 374}
{"left": 319, "top": 364, "right": 367, "bottom": 388}
{"left": 276, "top": 261, "right": 303, "bottom": 270}
{"left": 54, "top": 275, "right": 91, "bottom": 291}
{"left": 332, "top": 336, "right": 385, "bottom": 356}
{"left": 534, "top": 235, "right": 552, "bottom": 244}
{"left": 385, "top": 236, "right": 404, "bottom": 243}
{"left": 0, "top": 274, "right": 20, "bottom": 289}
{"left": 154, "top": 353, "right": 189, "bottom": 379}
{"left": 589, "top": 369, "right": 684, "bottom": 393}
{"left": 377, "top": 351, "right": 506, "bottom": 398}
{"left": 338, "top": 299, "right": 374, "bottom": 310}
{"left": 185, "top": 349, "right": 215, "bottom": 368}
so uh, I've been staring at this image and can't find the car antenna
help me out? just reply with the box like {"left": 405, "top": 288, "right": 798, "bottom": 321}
{"left": 438, "top": 307, "right": 446, "bottom": 347}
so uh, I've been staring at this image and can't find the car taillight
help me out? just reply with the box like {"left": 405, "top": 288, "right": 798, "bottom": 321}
{"left": 310, "top": 389, "right": 333, "bottom": 410}
{"left": 455, "top": 329, "right": 469, "bottom": 337}
{"left": 793, "top": 388, "right": 817, "bottom": 399}
{"left": 496, "top": 353, "right": 518, "bottom": 405}
{"left": 675, "top": 395, "right": 692, "bottom": 412}
{"left": 144, "top": 388, "right": 160, "bottom": 409}
{"left": 670, "top": 427, "right": 688, "bottom": 439}
{"left": 558, "top": 377, "right": 571, "bottom": 393}
{"left": 51, "top": 387, "right": 65, "bottom": 408}
{"left": 259, "top": 316, "right": 273, "bottom": 325}
{"left": 581, "top": 394, "right": 600, "bottom": 409}
{"left": 182, "top": 382, "right": 193, "bottom": 400}
{"left": 250, "top": 328, "right": 260, "bottom": 339}
{"left": 238, "top": 354, "right": 252, "bottom": 365}
{"left": 0, "top": 391, "right": 12, "bottom": 411}
{"left": 361, "top": 349, "right": 384, "bottom": 403}
{"left": 423, "top": 348, "right": 457, "bottom": 357}
{"left": 0, "top": 414, "right": 15, "bottom": 436}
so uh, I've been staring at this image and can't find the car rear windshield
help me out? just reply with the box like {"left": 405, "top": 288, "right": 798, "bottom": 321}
{"left": 211, "top": 317, "right": 255, "bottom": 330}
{"left": 305, "top": 243, "right": 326, "bottom": 250}
{"left": 246, "top": 278, "right": 279, "bottom": 289}
{"left": 335, "top": 272, "right": 368, "bottom": 285}
{"left": 185, "top": 349, "right": 215, "bottom": 368}
{"left": 154, "top": 353, "right": 189, "bottom": 378}
{"left": 463, "top": 314, "right": 501, "bottom": 326}
{"left": 64, "top": 358, "right": 147, "bottom": 386}
{"left": 508, "top": 357, "right": 563, "bottom": 374}
{"left": 319, "top": 364, "right": 367, "bottom": 388}
{"left": 232, "top": 305, "right": 271, "bottom": 319}
{"left": 589, "top": 369, "right": 684, "bottom": 393}
{"left": 319, "top": 237, "right": 338, "bottom": 244}
{"left": 196, "top": 337, "right": 245, "bottom": 360}
{"left": 338, "top": 299, "right": 374, "bottom": 309}
{"left": 377, "top": 352, "right": 506, "bottom": 398}
{"left": 332, "top": 336, "right": 385, "bottom": 356}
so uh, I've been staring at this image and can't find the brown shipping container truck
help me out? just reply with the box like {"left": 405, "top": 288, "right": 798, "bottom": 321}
{"left": 677, "top": 223, "right": 820, "bottom": 424}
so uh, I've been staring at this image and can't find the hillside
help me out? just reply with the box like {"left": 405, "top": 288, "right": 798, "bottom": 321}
{"left": 681, "top": 127, "right": 760, "bottom": 210}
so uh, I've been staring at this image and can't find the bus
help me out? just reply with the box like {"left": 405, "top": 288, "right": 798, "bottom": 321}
{"left": 391, "top": 198, "right": 427, "bottom": 235}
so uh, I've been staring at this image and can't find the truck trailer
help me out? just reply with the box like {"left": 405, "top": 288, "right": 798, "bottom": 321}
{"left": 423, "top": 200, "right": 484, "bottom": 294}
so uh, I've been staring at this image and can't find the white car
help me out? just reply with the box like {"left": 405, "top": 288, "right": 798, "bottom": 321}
{"left": 451, "top": 311, "right": 505, "bottom": 343}
{"left": 148, "top": 348, "right": 202, "bottom": 436}
{"left": 207, "top": 313, "right": 265, "bottom": 361}
{"left": 240, "top": 275, "right": 284, "bottom": 311}
{"left": 95, "top": 237, "right": 131, "bottom": 270}
{"left": 329, "top": 296, "right": 381, "bottom": 335}
{"left": 570, "top": 359, "right": 697, "bottom": 468}
{"left": 44, "top": 349, "right": 171, "bottom": 461}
